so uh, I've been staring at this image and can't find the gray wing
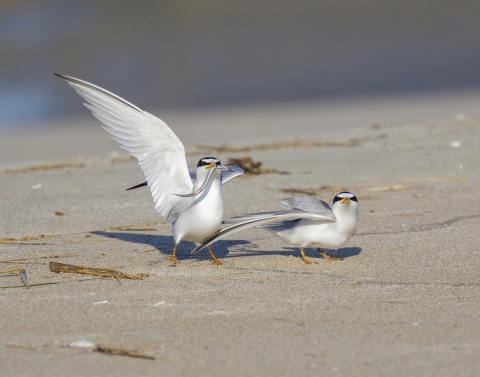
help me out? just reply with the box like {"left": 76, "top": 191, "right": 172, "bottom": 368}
{"left": 260, "top": 219, "right": 302, "bottom": 233}
{"left": 191, "top": 209, "right": 336, "bottom": 254}
{"left": 221, "top": 166, "right": 244, "bottom": 184}
{"left": 277, "top": 196, "right": 333, "bottom": 217}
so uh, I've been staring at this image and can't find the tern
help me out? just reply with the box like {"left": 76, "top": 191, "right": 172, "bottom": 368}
{"left": 55, "top": 74, "right": 243, "bottom": 265}
{"left": 192, "top": 192, "right": 359, "bottom": 264}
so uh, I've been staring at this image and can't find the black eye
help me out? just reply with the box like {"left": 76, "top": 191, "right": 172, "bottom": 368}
{"left": 350, "top": 195, "right": 358, "bottom": 202}
{"left": 333, "top": 195, "right": 343, "bottom": 204}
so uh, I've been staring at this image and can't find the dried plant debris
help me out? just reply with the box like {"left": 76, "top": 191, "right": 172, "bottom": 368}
{"left": 282, "top": 188, "right": 318, "bottom": 196}
{"left": 103, "top": 223, "right": 157, "bottom": 232}
{"left": 95, "top": 344, "right": 156, "bottom": 360}
{"left": 226, "top": 156, "right": 289, "bottom": 175}
{"left": 68, "top": 341, "right": 157, "bottom": 360}
{"left": 0, "top": 268, "right": 29, "bottom": 288}
{"left": 197, "top": 138, "right": 368, "bottom": 153}
{"left": 0, "top": 223, "right": 157, "bottom": 245}
{"left": 356, "top": 185, "right": 413, "bottom": 191}
{"left": 0, "top": 278, "right": 98, "bottom": 290}
{"left": 282, "top": 185, "right": 413, "bottom": 196}
{"left": 0, "top": 155, "right": 135, "bottom": 175}
{"left": 49, "top": 262, "right": 148, "bottom": 280}
{"left": 0, "top": 253, "right": 76, "bottom": 265}
{"left": 5, "top": 344, "right": 36, "bottom": 350}
{"left": 0, "top": 234, "right": 60, "bottom": 244}
{"left": 54, "top": 211, "right": 68, "bottom": 216}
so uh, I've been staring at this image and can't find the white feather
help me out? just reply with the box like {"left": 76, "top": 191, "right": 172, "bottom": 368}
{"left": 56, "top": 74, "right": 192, "bottom": 223}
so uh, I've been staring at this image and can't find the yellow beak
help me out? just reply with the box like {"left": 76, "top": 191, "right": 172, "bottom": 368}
{"left": 205, "top": 162, "right": 216, "bottom": 170}
{"left": 340, "top": 197, "right": 352, "bottom": 205}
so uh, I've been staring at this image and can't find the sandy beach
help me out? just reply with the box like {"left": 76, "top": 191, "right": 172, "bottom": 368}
{"left": 1, "top": 91, "right": 480, "bottom": 376}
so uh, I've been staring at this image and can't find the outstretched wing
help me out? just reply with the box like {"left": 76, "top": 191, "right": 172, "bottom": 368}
{"left": 191, "top": 209, "right": 336, "bottom": 254}
{"left": 276, "top": 196, "right": 333, "bottom": 217}
{"left": 55, "top": 74, "right": 192, "bottom": 223}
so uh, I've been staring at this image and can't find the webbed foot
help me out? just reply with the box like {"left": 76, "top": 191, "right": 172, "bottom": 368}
{"left": 168, "top": 244, "right": 180, "bottom": 264}
{"left": 318, "top": 248, "right": 343, "bottom": 261}
{"left": 208, "top": 246, "right": 223, "bottom": 266}
{"left": 299, "top": 248, "right": 315, "bottom": 265}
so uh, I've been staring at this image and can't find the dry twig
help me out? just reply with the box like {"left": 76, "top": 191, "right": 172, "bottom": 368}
{"left": 49, "top": 262, "right": 147, "bottom": 280}
{"left": 95, "top": 344, "right": 156, "bottom": 360}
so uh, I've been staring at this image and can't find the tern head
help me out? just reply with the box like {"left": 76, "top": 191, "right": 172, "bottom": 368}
{"left": 332, "top": 192, "right": 359, "bottom": 217}
{"left": 197, "top": 157, "right": 232, "bottom": 172}
{"left": 174, "top": 157, "right": 233, "bottom": 197}
{"left": 194, "top": 157, "right": 232, "bottom": 189}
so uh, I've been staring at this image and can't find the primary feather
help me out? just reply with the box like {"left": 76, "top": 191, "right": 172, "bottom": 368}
{"left": 276, "top": 196, "right": 333, "bottom": 216}
{"left": 55, "top": 73, "right": 192, "bottom": 223}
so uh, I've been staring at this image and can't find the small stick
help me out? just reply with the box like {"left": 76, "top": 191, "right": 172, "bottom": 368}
{"left": 95, "top": 344, "right": 156, "bottom": 360}
{"left": 49, "top": 262, "right": 147, "bottom": 280}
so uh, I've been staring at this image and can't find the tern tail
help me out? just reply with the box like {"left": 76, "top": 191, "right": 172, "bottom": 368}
{"left": 126, "top": 181, "right": 148, "bottom": 191}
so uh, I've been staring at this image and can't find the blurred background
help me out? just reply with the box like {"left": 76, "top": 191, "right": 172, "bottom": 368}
{"left": 1, "top": 0, "right": 480, "bottom": 132}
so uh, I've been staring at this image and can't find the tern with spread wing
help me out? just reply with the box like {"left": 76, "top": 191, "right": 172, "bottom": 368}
{"left": 55, "top": 74, "right": 243, "bottom": 265}
{"left": 192, "top": 192, "right": 359, "bottom": 264}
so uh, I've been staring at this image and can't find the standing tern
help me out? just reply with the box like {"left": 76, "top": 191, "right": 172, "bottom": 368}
{"left": 55, "top": 74, "right": 243, "bottom": 265}
{"left": 192, "top": 192, "right": 359, "bottom": 264}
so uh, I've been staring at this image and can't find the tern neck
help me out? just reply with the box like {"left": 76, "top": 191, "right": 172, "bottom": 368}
{"left": 193, "top": 168, "right": 221, "bottom": 192}
{"left": 332, "top": 204, "right": 358, "bottom": 235}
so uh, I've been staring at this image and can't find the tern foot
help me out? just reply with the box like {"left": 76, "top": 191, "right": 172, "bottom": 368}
{"left": 168, "top": 244, "right": 179, "bottom": 264}
{"left": 207, "top": 246, "right": 223, "bottom": 266}
{"left": 210, "top": 258, "right": 223, "bottom": 266}
{"left": 317, "top": 249, "right": 343, "bottom": 261}
{"left": 299, "top": 248, "right": 315, "bottom": 265}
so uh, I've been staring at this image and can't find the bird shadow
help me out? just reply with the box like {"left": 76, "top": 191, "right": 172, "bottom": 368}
{"left": 91, "top": 231, "right": 249, "bottom": 263}
{"left": 280, "top": 246, "right": 362, "bottom": 260}
{"left": 229, "top": 246, "right": 362, "bottom": 260}
{"left": 91, "top": 231, "right": 361, "bottom": 263}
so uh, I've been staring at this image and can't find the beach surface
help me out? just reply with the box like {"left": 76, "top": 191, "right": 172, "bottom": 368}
{"left": 1, "top": 90, "right": 480, "bottom": 376}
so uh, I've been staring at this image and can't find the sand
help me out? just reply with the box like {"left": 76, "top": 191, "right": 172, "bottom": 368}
{"left": 1, "top": 90, "right": 480, "bottom": 376}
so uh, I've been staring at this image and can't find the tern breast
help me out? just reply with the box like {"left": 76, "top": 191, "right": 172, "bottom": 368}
{"left": 172, "top": 175, "right": 224, "bottom": 243}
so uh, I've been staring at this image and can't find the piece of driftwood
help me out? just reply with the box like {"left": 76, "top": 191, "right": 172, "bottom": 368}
{"left": 49, "top": 262, "right": 146, "bottom": 280}
{"left": 95, "top": 344, "right": 156, "bottom": 360}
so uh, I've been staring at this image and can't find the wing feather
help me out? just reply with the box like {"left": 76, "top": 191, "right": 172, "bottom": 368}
{"left": 221, "top": 166, "right": 244, "bottom": 184}
{"left": 276, "top": 196, "right": 333, "bottom": 217}
{"left": 55, "top": 73, "right": 193, "bottom": 223}
{"left": 192, "top": 209, "right": 336, "bottom": 254}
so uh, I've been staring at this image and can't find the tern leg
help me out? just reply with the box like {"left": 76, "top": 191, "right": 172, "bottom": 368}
{"left": 299, "top": 247, "right": 314, "bottom": 264}
{"left": 317, "top": 248, "right": 343, "bottom": 261}
{"left": 207, "top": 246, "right": 223, "bottom": 266}
{"left": 168, "top": 244, "right": 180, "bottom": 264}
